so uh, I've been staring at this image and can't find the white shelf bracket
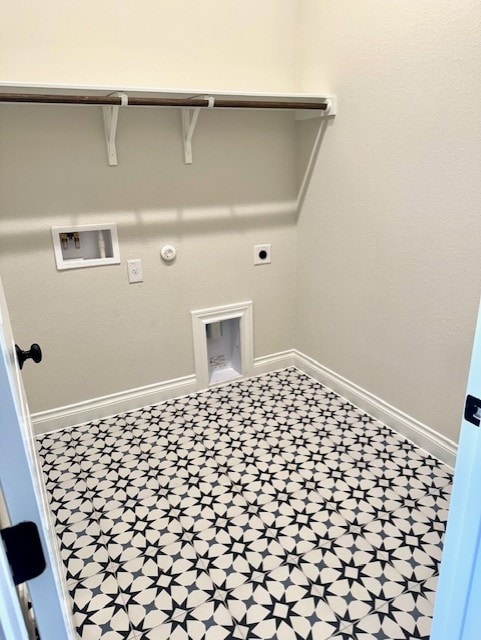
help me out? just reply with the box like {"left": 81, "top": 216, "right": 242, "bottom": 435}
{"left": 181, "top": 95, "right": 214, "bottom": 164}
{"left": 102, "top": 92, "right": 128, "bottom": 166}
{"left": 181, "top": 107, "right": 201, "bottom": 164}
{"left": 296, "top": 96, "right": 337, "bottom": 211}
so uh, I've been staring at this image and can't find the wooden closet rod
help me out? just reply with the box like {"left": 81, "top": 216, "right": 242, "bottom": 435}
{"left": 0, "top": 92, "right": 328, "bottom": 111}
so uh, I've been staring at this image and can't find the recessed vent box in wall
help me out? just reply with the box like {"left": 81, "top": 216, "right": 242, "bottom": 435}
{"left": 52, "top": 224, "right": 120, "bottom": 270}
{"left": 191, "top": 302, "right": 253, "bottom": 389}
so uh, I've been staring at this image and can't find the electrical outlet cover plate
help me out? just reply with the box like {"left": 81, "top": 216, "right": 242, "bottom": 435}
{"left": 127, "top": 259, "right": 143, "bottom": 283}
{"left": 254, "top": 244, "right": 271, "bottom": 265}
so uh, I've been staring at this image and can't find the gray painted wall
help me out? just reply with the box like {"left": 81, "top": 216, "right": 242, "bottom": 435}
{"left": 2, "top": 1, "right": 480, "bottom": 446}
{"left": 0, "top": 106, "right": 297, "bottom": 411}
{"left": 296, "top": 0, "right": 481, "bottom": 442}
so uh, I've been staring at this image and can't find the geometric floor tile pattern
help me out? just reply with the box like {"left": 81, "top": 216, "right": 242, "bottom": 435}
{"left": 36, "top": 368, "right": 453, "bottom": 640}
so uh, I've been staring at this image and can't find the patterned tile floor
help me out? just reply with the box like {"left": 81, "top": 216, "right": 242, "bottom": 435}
{"left": 36, "top": 368, "right": 452, "bottom": 640}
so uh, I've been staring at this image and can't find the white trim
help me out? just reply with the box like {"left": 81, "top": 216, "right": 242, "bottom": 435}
{"left": 0, "top": 542, "right": 28, "bottom": 640}
{"left": 0, "top": 81, "right": 333, "bottom": 101}
{"left": 31, "top": 347, "right": 458, "bottom": 469}
{"left": 253, "top": 350, "right": 296, "bottom": 375}
{"left": 293, "top": 350, "right": 457, "bottom": 468}
{"left": 31, "top": 350, "right": 288, "bottom": 435}
{"left": 31, "top": 374, "right": 197, "bottom": 434}
{"left": 51, "top": 223, "right": 120, "bottom": 270}
{"left": 191, "top": 301, "right": 253, "bottom": 390}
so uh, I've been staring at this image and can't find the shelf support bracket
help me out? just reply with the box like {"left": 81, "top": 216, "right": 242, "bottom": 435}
{"left": 296, "top": 98, "right": 336, "bottom": 211}
{"left": 181, "top": 107, "right": 201, "bottom": 164}
{"left": 102, "top": 92, "right": 128, "bottom": 166}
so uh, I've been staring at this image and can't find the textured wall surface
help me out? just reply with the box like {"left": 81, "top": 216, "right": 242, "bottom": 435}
{"left": 0, "top": 106, "right": 297, "bottom": 411}
{"left": 296, "top": 0, "right": 481, "bottom": 442}
{"left": 0, "top": 2, "right": 301, "bottom": 412}
{"left": 0, "top": 0, "right": 300, "bottom": 92}
{"left": 2, "top": 0, "right": 480, "bottom": 447}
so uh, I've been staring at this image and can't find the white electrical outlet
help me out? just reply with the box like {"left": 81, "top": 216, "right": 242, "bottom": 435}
{"left": 127, "top": 259, "right": 143, "bottom": 283}
{"left": 254, "top": 244, "right": 271, "bottom": 265}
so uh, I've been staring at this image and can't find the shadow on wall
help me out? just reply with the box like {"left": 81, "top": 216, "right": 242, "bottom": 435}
{"left": 0, "top": 103, "right": 334, "bottom": 251}
{"left": 0, "top": 105, "right": 296, "bottom": 210}
{"left": 0, "top": 201, "right": 298, "bottom": 255}
{"left": 296, "top": 117, "right": 333, "bottom": 213}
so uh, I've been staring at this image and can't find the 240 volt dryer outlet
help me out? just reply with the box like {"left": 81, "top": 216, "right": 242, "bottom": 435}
{"left": 254, "top": 244, "right": 271, "bottom": 265}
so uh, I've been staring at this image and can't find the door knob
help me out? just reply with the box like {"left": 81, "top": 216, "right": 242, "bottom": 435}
{"left": 15, "top": 344, "right": 42, "bottom": 370}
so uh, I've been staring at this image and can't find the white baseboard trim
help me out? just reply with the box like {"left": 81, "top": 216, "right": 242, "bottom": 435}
{"left": 31, "top": 351, "right": 295, "bottom": 435}
{"left": 32, "top": 374, "right": 197, "bottom": 435}
{"left": 253, "top": 350, "right": 296, "bottom": 376}
{"left": 293, "top": 350, "right": 457, "bottom": 468}
{"left": 31, "top": 348, "right": 458, "bottom": 469}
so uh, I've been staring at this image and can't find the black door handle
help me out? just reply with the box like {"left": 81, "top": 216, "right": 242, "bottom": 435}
{"left": 15, "top": 343, "right": 42, "bottom": 370}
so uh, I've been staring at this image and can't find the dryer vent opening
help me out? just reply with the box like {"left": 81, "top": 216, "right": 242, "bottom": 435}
{"left": 191, "top": 301, "right": 253, "bottom": 390}
{"left": 206, "top": 318, "right": 241, "bottom": 385}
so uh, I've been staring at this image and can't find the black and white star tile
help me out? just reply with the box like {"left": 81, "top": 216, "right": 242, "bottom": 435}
{"left": 69, "top": 571, "right": 133, "bottom": 640}
{"left": 330, "top": 576, "right": 439, "bottom": 640}
{"left": 36, "top": 368, "right": 452, "bottom": 640}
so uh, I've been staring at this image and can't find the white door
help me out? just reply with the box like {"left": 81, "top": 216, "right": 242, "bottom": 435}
{"left": 431, "top": 294, "right": 481, "bottom": 639}
{"left": 0, "top": 277, "right": 74, "bottom": 639}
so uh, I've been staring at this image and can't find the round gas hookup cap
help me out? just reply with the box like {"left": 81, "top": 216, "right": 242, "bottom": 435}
{"left": 160, "top": 245, "right": 177, "bottom": 262}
